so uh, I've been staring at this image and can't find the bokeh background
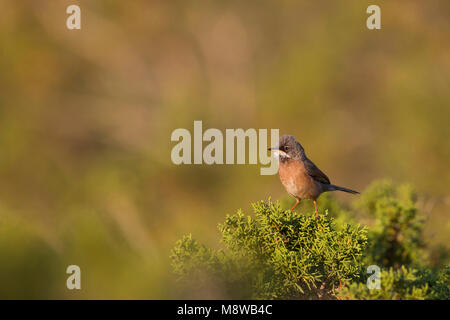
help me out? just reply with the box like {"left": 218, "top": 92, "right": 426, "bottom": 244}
{"left": 0, "top": 0, "right": 449, "bottom": 298}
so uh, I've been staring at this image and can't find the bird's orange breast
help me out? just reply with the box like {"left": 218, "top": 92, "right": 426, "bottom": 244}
{"left": 278, "top": 160, "right": 322, "bottom": 200}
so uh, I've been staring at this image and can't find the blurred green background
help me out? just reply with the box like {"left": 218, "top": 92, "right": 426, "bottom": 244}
{"left": 0, "top": 0, "right": 449, "bottom": 298}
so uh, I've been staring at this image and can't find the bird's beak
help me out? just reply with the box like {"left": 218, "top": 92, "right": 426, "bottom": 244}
{"left": 268, "top": 147, "right": 289, "bottom": 158}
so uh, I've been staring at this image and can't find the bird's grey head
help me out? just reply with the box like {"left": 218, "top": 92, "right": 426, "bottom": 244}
{"left": 269, "top": 135, "right": 305, "bottom": 161}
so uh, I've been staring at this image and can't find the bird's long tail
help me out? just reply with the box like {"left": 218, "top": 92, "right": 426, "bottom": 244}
{"left": 328, "top": 184, "right": 359, "bottom": 194}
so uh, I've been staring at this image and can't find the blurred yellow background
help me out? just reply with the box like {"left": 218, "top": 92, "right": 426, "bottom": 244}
{"left": 0, "top": 0, "right": 449, "bottom": 298}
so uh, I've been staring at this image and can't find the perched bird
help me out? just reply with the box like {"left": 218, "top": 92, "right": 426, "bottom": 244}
{"left": 269, "top": 135, "right": 359, "bottom": 219}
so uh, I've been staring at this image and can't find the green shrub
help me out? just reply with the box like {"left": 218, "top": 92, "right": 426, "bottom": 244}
{"left": 355, "top": 181, "right": 425, "bottom": 268}
{"left": 171, "top": 180, "right": 449, "bottom": 300}
{"left": 171, "top": 200, "right": 367, "bottom": 299}
{"left": 338, "top": 266, "right": 450, "bottom": 300}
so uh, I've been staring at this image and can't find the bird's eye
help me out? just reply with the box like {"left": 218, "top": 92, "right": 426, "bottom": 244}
{"left": 285, "top": 146, "right": 289, "bottom": 151}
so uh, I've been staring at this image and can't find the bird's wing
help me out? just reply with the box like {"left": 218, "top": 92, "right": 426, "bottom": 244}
{"left": 303, "top": 158, "right": 330, "bottom": 184}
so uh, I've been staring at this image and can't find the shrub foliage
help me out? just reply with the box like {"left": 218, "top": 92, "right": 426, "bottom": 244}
{"left": 171, "top": 181, "right": 449, "bottom": 299}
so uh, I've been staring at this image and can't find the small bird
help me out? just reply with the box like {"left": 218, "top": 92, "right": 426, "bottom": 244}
{"left": 269, "top": 135, "right": 359, "bottom": 219}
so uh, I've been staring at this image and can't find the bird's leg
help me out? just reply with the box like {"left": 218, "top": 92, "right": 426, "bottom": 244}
{"left": 290, "top": 198, "right": 300, "bottom": 211}
{"left": 314, "top": 200, "right": 319, "bottom": 219}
